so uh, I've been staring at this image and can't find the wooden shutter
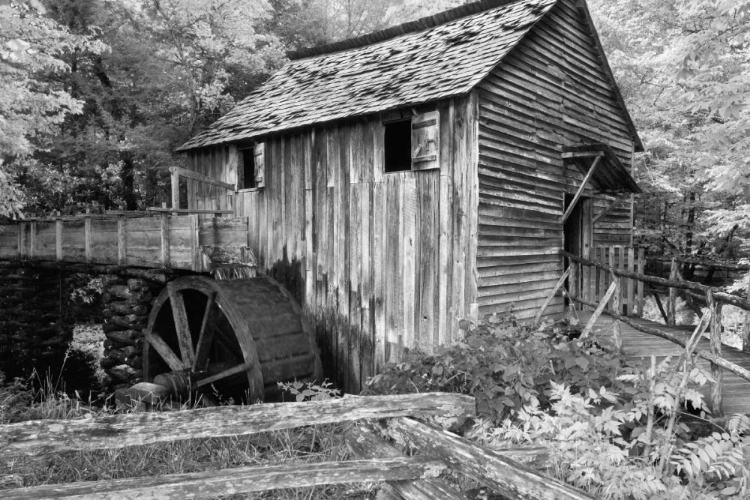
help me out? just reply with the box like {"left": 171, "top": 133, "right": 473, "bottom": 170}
{"left": 411, "top": 111, "right": 440, "bottom": 170}
{"left": 254, "top": 142, "right": 265, "bottom": 188}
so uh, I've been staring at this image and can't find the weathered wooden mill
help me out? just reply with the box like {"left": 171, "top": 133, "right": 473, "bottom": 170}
{"left": 1, "top": 0, "right": 644, "bottom": 396}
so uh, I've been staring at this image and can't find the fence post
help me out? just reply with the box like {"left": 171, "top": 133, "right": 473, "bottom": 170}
{"left": 743, "top": 271, "right": 750, "bottom": 353}
{"left": 170, "top": 167, "right": 180, "bottom": 213}
{"left": 668, "top": 258, "right": 678, "bottom": 326}
{"left": 569, "top": 260, "right": 579, "bottom": 306}
{"left": 627, "top": 247, "right": 635, "bottom": 316}
{"left": 612, "top": 275, "right": 622, "bottom": 351}
{"left": 636, "top": 247, "right": 645, "bottom": 318}
{"left": 706, "top": 290, "right": 723, "bottom": 414}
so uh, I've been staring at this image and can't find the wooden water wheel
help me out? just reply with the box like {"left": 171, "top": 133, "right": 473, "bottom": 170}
{"left": 142, "top": 275, "right": 322, "bottom": 403}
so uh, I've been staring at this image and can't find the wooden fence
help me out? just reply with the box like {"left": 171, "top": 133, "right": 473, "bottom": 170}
{"left": 0, "top": 213, "right": 248, "bottom": 272}
{"left": 547, "top": 250, "right": 750, "bottom": 414}
{"left": 0, "top": 393, "right": 593, "bottom": 500}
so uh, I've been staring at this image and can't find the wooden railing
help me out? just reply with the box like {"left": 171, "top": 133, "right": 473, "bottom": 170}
{"left": 170, "top": 166, "right": 236, "bottom": 213}
{"left": 0, "top": 393, "right": 593, "bottom": 500}
{"left": 540, "top": 249, "right": 750, "bottom": 414}
{"left": 0, "top": 212, "right": 248, "bottom": 272}
{"left": 573, "top": 245, "right": 646, "bottom": 318}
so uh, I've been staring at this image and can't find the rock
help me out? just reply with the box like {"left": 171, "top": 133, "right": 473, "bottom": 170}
{"left": 108, "top": 364, "right": 139, "bottom": 383}
{"left": 105, "top": 329, "right": 143, "bottom": 346}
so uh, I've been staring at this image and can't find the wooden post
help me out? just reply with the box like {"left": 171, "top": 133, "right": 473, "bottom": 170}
{"left": 569, "top": 260, "right": 579, "bottom": 310}
{"left": 743, "top": 271, "right": 750, "bottom": 352}
{"left": 190, "top": 214, "right": 200, "bottom": 272}
{"left": 187, "top": 177, "right": 195, "bottom": 210}
{"left": 612, "top": 275, "right": 622, "bottom": 351}
{"left": 55, "top": 218, "right": 63, "bottom": 261}
{"left": 667, "top": 258, "right": 678, "bottom": 326}
{"left": 18, "top": 222, "right": 25, "bottom": 258}
{"left": 627, "top": 247, "right": 635, "bottom": 316}
{"left": 171, "top": 167, "right": 180, "bottom": 212}
{"left": 160, "top": 213, "right": 170, "bottom": 268}
{"left": 534, "top": 267, "right": 571, "bottom": 324}
{"left": 607, "top": 247, "right": 615, "bottom": 310}
{"left": 636, "top": 247, "right": 645, "bottom": 318}
{"left": 706, "top": 290, "right": 723, "bottom": 414}
{"left": 598, "top": 246, "right": 606, "bottom": 303}
{"left": 117, "top": 216, "right": 126, "bottom": 265}
{"left": 84, "top": 215, "right": 92, "bottom": 264}
{"left": 29, "top": 221, "right": 36, "bottom": 258}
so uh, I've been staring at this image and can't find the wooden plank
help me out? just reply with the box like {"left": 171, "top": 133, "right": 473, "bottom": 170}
{"left": 169, "top": 166, "right": 234, "bottom": 191}
{"left": 55, "top": 219, "right": 63, "bottom": 261}
{"left": 84, "top": 217, "right": 92, "bottom": 263}
{"left": 349, "top": 182, "right": 363, "bottom": 393}
{"left": 171, "top": 167, "right": 180, "bottom": 211}
{"left": 668, "top": 258, "right": 677, "bottom": 326}
{"left": 580, "top": 281, "right": 617, "bottom": 339}
{"left": 627, "top": 247, "right": 635, "bottom": 316}
{"left": 385, "top": 175, "right": 403, "bottom": 362}
{"left": 451, "top": 97, "right": 467, "bottom": 331}
{"left": 372, "top": 181, "right": 386, "bottom": 372}
{"left": 160, "top": 213, "right": 170, "bottom": 268}
{"left": 466, "top": 91, "right": 479, "bottom": 322}
{"left": 3, "top": 457, "right": 447, "bottom": 500}
{"left": 418, "top": 174, "right": 438, "bottom": 353}
{"left": 402, "top": 175, "right": 417, "bottom": 351}
{"left": 167, "top": 282, "right": 194, "bottom": 367}
{"left": 562, "top": 156, "right": 601, "bottom": 224}
{"left": 438, "top": 99, "right": 454, "bottom": 347}
{"left": 388, "top": 418, "right": 595, "bottom": 500}
{"left": 1, "top": 393, "right": 475, "bottom": 456}
{"left": 360, "top": 182, "right": 374, "bottom": 385}
{"left": 533, "top": 267, "right": 571, "bottom": 324}
{"left": 347, "top": 424, "right": 468, "bottom": 500}
{"left": 147, "top": 208, "right": 234, "bottom": 215}
{"left": 637, "top": 247, "right": 645, "bottom": 317}
{"left": 707, "top": 290, "right": 723, "bottom": 414}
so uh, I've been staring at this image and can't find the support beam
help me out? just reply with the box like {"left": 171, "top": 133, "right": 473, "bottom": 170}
{"left": 562, "top": 156, "right": 601, "bottom": 224}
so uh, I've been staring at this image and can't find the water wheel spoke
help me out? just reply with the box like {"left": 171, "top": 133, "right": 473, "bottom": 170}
{"left": 145, "top": 331, "right": 184, "bottom": 372}
{"left": 193, "top": 292, "right": 217, "bottom": 372}
{"left": 168, "top": 282, "right": 195, "bottom": 367}
{"left": 196, "top": 362, "right": 253, "bottom": 388}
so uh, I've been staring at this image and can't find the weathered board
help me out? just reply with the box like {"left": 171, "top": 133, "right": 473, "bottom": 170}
{"left": 197, "top": 96, "right": 478, "bottom": 393}
{"left": 0, "top": 215, "right": 249, "bottom": 272}
{"left": 475, "top": 0, "right": 637, "bottom": 321}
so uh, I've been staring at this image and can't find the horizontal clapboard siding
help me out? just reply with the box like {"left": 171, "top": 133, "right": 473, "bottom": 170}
{"left": 191, "top": 95, "right": 479, "bottom": 394}
{"left": 475, "top": 0, "right": 635, "bottom": 321}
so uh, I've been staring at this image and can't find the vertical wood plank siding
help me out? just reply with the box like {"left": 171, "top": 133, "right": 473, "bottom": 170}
{"left": 190, "top": 95, "right": 478, "bottom": 393}
{"left": 475, "top": 0, "right": 635, "bottom": 321}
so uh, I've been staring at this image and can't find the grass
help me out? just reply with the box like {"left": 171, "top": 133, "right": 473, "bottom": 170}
{"left": 0, "top": 374, "right": 378, "bottom": 500}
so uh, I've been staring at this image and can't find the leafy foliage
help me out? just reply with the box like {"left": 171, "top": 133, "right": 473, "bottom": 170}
{"left": 366, "top": 315, "right": 625, "bottom": 422}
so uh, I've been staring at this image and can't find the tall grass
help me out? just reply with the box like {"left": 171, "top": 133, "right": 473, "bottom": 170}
{"left": 0, "top": 374, "right": 376, "bottom": 499}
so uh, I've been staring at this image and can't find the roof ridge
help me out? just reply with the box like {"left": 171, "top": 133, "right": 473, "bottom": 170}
{"left": 288, "top": 0, "right": 521, "bottom": 61}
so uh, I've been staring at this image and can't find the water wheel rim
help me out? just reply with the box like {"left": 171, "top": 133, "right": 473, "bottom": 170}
{"left": 143, "top": 276, "right": 264, "bottom": 402}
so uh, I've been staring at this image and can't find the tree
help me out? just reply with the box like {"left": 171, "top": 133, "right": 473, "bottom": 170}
{"left": 0, "top": 0, "right": 104, "bottom": 217}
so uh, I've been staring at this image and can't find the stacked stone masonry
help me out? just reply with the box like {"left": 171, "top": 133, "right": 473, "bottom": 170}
{"left": 101, "top": 271, "right": 170, "bottom": 391}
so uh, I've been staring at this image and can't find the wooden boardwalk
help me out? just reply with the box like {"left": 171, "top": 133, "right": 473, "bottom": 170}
{"left": 582, "top": 313, "right": 750, "bottom": 415}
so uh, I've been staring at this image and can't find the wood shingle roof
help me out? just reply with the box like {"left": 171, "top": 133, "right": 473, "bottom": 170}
{"left": 177, "top": 0, "right": 557, "bottom": 151}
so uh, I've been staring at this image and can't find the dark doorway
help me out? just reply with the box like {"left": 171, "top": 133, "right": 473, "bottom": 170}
{"left": 563, "top": 194, "right": 592, "bottom": 304}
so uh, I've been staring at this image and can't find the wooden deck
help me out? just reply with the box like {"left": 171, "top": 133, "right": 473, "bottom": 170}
{"left": 583, "top": 313, "right": 750, "bottom": 415}
{"left": 0, "top": 213, "right": 249, "bottom": 272}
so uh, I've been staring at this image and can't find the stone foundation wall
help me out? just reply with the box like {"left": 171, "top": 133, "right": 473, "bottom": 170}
{"left": 100, "top": 269, "right": 176, "bottom": 391}
{"left": 0, "top": 262, "right": 70, "bottom": 380}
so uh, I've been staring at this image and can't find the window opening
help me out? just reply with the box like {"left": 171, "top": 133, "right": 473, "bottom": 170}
{"left": 384, "top": 119, "right": 412, "bottom": 172}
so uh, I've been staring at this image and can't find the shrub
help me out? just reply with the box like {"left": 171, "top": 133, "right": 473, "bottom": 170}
{"left": 365, "top": 314, "right": 625, "bottom": 422}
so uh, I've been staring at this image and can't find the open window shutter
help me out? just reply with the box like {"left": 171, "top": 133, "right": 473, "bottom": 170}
{"left": 254, "top": 143, "right": 265, "bottom": 188}
{"left": 411, "top": 111, "right": 440, "bottom": 170}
